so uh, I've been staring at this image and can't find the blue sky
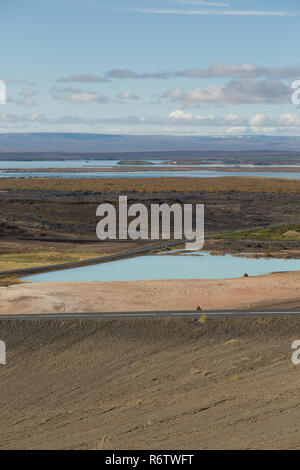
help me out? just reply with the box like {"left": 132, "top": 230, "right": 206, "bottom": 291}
{"left": 1, "top": 0, "right": 300, "bottom": 135}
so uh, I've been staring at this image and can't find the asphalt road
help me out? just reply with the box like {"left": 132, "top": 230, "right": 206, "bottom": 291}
{"left": 1, "top": 309, "right": 300, "bottom": 320}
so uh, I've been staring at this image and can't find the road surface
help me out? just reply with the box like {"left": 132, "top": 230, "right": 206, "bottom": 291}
{"left": 1, "top": 309, "right": 300, "bottom": 320}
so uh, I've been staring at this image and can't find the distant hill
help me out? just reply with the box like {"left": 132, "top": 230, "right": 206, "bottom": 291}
{"left": 0, "top": 133, "right": 299, "bottom": 155}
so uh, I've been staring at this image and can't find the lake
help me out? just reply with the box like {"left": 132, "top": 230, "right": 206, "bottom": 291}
{"left": 22, "top": 251, "right": 300, "bottom": 283}
{"left": 1, "top": 159, "right": 300, "bottom": 179}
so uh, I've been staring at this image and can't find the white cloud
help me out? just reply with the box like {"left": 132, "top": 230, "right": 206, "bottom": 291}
{"left": 162, "top": 78, "right": 291, "bottom": 105}
{"left": 2, "top": 111, "right": 300, "bottom": 135}
{"left": 69, "top": 92, "right": 106, "bottom": 103}
{"left": 19, "top": 88, "right": 39, "bottom": 97}
{"left": 167, "top": 109, "right": 245, "bottom": 126}
{"left": 62, "top": 63, "right": 300, "bottom": 83}
{"left": 249, "top": 127, "right": 279, "bottom": 135}
{"left": 176, "top": 0, "right": 229, "bottom": 6}
{"left": 57, "top": 74, "right": 110, "bottom": 83}
{"left": 17, "top": 97, "right": 37, "bottom": 106}
{"left": 249, "top": 113, "right": 300, "bottom": 127}
{"left": 116, "top": 91, "right": 139, "bottom": 100}
{"left": 50, "top": 86, "right": 111, "bottom": 104}
{"left": 7, "top": 88, "right": 40, "bottom": 106}
{"left": 176, "top": 63, "right": 300, "bottom": 79}
{"left": 106, "top": 69, "right": 170, "bottom": 79}
{"left": 225, "top": 127, "right": 248, "bottom": 134}
{"left": 2, "top": 78, "right": 36, "bottom": 86}
{"left": 134, "top": 8, "right": 298, "bottom": 16}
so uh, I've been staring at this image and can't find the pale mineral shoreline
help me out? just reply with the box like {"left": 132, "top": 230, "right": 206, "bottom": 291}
{"left": 0, "top": 271, "right": 300, "bottom": 315}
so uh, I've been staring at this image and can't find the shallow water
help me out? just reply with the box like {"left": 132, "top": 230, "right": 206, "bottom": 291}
{"left": 23, "top": 251, "right": 300, "bottom": 283}
{"left": 0, "top": 159, "right": 166, "bottom": 169}
{"left": 1, "top": 169, "right": 300, "bottom": 179}
{"left": 1, "top": 160, "right": 300, "bottom": 169}
{"left": 1, "top": 159, "right": 300, "bottom": 179}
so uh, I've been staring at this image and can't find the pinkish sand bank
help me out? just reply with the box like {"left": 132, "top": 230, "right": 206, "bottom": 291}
{"left": 0, "top": 272, "right": 300, "bottom": 314}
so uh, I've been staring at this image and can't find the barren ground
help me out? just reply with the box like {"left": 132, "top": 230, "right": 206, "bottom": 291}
{"left": 1, "top": 318, "right": 300, "bottom": 449}
{"left": 0, "top": 271, "right": 300, "bottom": 314}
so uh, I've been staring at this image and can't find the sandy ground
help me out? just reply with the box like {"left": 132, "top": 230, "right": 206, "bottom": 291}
{"left": 0, "top": 271, "right": 300, "bottom": 314}
{"left": 1, "top": 318, "right": 300, "bottom": 449}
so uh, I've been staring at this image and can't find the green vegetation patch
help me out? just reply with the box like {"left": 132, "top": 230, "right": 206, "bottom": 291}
{"left": 0, "top": 275, "right": 23, "bottom": 287}
{"left": 214, "top": 224, "right": 300, "bottom": 241}
{"left": 0, "top": 251, "right": 105, "bottom": 272}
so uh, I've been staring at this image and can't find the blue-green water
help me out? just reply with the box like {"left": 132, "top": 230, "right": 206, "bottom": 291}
{"left": 1, "top": 160, "right": 299, "bottom": 169}
{"left": 1, "top": 160, "right": 300, "bottom": 178}
{"left": 22, "top": 252, "right": 300, "bottom": 283}
{"left": 2, "top": 169, "right": 300, "bottom": 179}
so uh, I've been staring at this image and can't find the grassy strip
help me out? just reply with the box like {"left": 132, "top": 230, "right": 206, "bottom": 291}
{"left": 0, "top": 251, "right": 107, "bottom": 272}
{"left": 214, "top": 224, "right": 300, "bottom": 240}
{"left": 1, "top": 176, "right": 300, "bottom": 193}
{"left": 0, "top": 275, "right": 23, "bottom": 287}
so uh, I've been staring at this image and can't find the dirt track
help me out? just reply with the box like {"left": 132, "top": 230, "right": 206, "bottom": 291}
{"left": 1, "top": 271, "right": 300, "bottom": 314}
{"left": 1, "top": 318, "right": 300, "bottom": 449}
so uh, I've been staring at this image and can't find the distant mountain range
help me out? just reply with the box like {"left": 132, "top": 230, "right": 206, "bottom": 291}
{"left": 0, "top": 133, "right": 299, "bottom": 154}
